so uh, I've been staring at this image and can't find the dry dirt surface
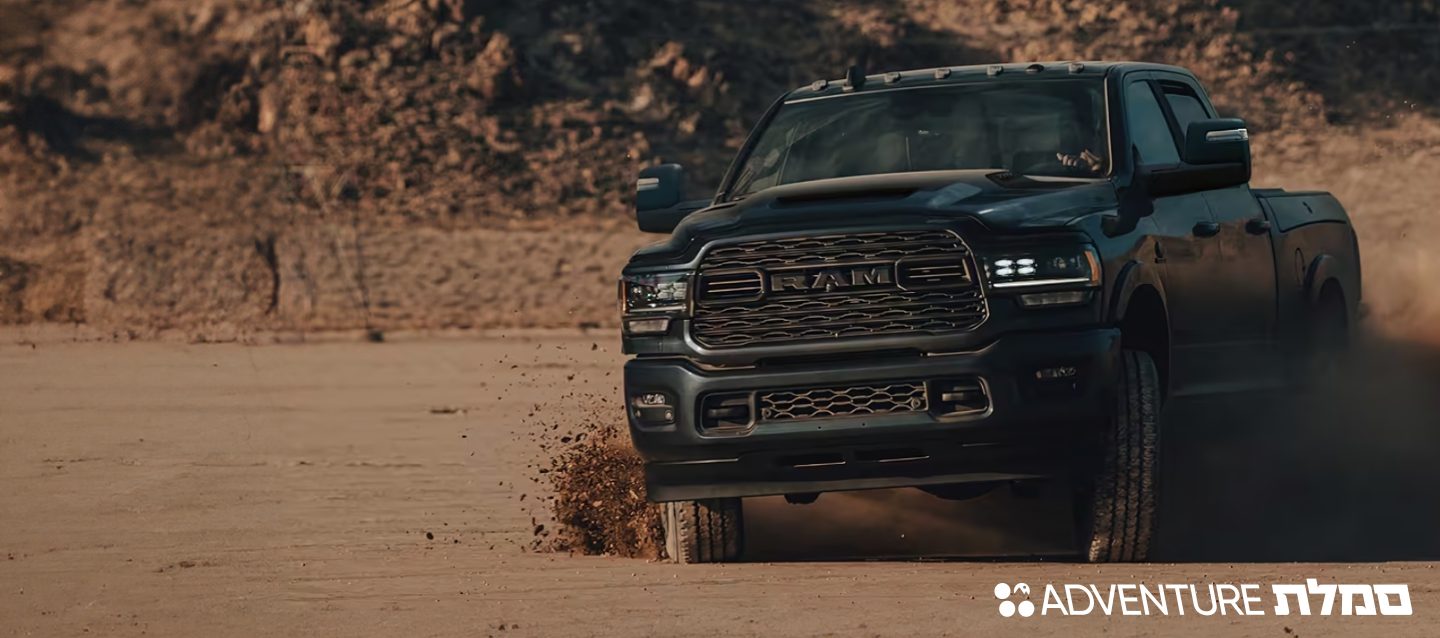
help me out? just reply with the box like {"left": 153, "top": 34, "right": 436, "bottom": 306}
{"left": 5, "top": 330, "right": 1440, "bottom": 637}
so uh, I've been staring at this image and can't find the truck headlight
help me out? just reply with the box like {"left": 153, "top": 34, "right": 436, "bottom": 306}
{"left": 620, "top": 272, "right": 688, "bottom": 315}
{"left": 985, "top": 246, "right": 1101, "bottom": 290}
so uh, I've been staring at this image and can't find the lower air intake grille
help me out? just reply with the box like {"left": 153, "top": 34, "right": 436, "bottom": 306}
{"left": 758, "top": 382, "right": 927, "bottom": 422}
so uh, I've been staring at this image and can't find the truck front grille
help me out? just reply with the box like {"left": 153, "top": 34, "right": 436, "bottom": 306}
{"left": 691, "top": 230, "right": 986, "bottom": 348}
{"left": 758, "top": 382, "right": 928, "bottom": 422}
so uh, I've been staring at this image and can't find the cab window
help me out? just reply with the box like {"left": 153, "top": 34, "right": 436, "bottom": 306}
{"left": 1124, "top": 81, "right": 1181, "bottom": 166}
{"left": 1161, "top": 82, "right": 1212, "bottom": 132}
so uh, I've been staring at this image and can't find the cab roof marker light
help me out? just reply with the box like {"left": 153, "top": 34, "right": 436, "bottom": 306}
{"left": 843, "top": 65, "right": 866, "bottom": 91}
{"left": 934, "top": 67, "right": 952, "bottom": 79}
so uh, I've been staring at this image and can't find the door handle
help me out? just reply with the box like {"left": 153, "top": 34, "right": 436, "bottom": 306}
{"left": 1245, "top": 217, "right": 1272, "bottom": 235}
{"left": 1192, "top": 221, "right": 1220, "bottom": 238}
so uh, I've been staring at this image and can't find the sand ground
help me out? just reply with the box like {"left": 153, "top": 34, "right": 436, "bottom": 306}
{"left": 2, "top": 332, "right": 1439, "bottom": 637}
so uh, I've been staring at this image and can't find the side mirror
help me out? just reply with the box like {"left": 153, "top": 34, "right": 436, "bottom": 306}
{"left": 1183, "top": 118, "right": 1250, "bottom": 166}
{"left": 634, "top": 164, "right": 707, "bottom": 233}
{"left": 636, "top": 164, "right": 684, "bottom": 213}
{"left": 1143, "top": 119, "right": 1252, "bottom": 198}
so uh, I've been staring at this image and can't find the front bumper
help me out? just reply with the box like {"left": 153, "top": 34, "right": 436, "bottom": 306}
{"left": 625, "top": 328, "right": 1121, "bottom": 501}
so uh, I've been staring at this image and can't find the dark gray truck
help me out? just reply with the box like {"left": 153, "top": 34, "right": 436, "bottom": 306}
{"left": 618, "top": 62, "right": 1361, "bottom": 563}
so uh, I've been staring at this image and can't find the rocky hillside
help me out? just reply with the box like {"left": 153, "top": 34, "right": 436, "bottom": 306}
{"left": 1, "top": 0, "right": 1436, "bottom": 339}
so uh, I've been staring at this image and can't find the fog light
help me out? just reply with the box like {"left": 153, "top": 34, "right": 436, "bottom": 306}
{"left": 630, "top": 392, "right": 675, "bottom": 426}
{"left": 625, "top": 317, "right": 670, "bottom": 335}
{"left": 1017, "top": 290, "right": 1091, "bottom": 308}
{"left": 1035, "top": 366, "right": 1078, "bottom": 380}
{"left": 1029, "top": 365, "right": 1083, "bottom": 399}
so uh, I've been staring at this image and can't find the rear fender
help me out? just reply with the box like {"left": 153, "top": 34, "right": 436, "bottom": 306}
{"left": 1303, "top": 253, "right": 1358, "bottom": 329}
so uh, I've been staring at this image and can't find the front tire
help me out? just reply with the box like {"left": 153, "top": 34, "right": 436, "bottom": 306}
{"left": 1084, "top": 349, "right": 1161, "bottom": 562}
{"left": 662, "top": 498, "right": 743, "bottom": 563}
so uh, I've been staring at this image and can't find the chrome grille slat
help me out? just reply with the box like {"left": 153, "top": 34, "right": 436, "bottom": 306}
{"left": 692, "top": 230, "right": 986, "bottom": 348}
{"left": 698, "top": 290, "right": 983, "bottom": 317}
{"left": 698, "top": 321, "right": 974, "bottom": 347}
{"left": 698, "top": 270, "right": 765, "bottom": 302}
{"left": 697, "top": 311, "right": 984, "bottom": 330}
{"left": 702, "top": 231, "right": 962, "bottom": 270}
{"left": 705, "top": 250, "right": 954, "bottom": 270}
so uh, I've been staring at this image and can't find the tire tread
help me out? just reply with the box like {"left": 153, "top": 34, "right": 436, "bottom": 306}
{"left": 663, "top": 498, "right": 743, "bottom": 563}
{"left": 1087, "top": 350, "right": 1160, "bottom": 563}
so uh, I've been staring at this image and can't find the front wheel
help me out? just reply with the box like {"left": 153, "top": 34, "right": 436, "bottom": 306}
{"left": 1082, "top": 349, "right": 1161, "bottom": 562}
{"left": 662, "top": 498, "right": 744, "bottom": 563}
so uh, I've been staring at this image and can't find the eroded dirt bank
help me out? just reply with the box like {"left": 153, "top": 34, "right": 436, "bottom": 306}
{"left": 3, "top": 0, "right": 1439, "bottom": 338}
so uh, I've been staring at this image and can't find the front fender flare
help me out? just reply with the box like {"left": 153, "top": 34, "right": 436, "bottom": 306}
{"left": 1108, "top": 259, "right": 1168, "bottom": 324}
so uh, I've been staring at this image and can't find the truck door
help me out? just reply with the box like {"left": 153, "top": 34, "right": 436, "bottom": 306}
{"left": 1155, "top": 75, "right": 1282, "bottom": 389}
{"left": 1121, "top": 74, "right": 1223, "bottom": 394}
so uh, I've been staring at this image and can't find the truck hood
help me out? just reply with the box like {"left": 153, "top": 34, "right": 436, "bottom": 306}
{"left": 633, "top": 170, "right": 1118, "bottom": 263}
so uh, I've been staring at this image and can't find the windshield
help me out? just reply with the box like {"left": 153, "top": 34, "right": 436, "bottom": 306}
{"left": 727, "top": 79, "right": 1110, "bottom": 199}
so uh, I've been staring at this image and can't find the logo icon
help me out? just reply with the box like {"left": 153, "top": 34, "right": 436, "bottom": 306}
{"left": 995, "top": 583, "right": 1036, "bottom": 618}
{"left": 768, "top": 265, "right": 893, "bottom": 293}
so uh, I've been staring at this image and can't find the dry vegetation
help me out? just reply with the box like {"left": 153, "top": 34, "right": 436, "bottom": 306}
{"left": 0, "top": 0, "right": 1436, "bottom": 341}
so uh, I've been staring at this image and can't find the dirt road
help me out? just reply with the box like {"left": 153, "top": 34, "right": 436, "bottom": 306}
{"left": 3, "top": 332, "right": 1439, "bottom": 637}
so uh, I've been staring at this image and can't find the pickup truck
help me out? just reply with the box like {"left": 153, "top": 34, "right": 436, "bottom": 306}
{"left": 618, "top": 61, "right": 1362, "bottom": 563}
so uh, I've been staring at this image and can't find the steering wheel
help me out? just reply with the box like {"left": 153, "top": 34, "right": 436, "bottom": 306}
{"left": 1015, "top": 153, "right": 1100, "bottom": 178}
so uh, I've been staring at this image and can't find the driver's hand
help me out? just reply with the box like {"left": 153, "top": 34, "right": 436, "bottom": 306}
{"left": 1056, "top": 149, "right": 1104, "bottom": 173}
